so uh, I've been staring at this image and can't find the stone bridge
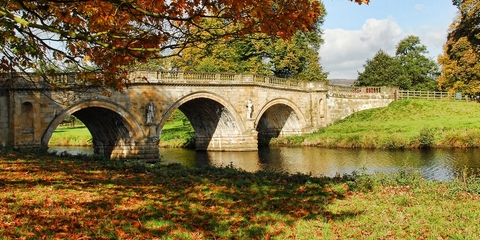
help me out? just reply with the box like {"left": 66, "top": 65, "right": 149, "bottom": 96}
{"left": 0, "top": 71, "right": 397, "bottom": 160}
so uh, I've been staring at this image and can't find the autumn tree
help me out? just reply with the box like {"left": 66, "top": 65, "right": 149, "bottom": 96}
{"left": 169, "top": 18, "right": 328, "bottom": 81}
{"left": 269, "top": 30, "right": 328, "bottom": 81}
{"left": 170, "top": 35, "right": 271, "bottom": 74}
{"left": 0, "top": 0, "right": 369, "bottom": 90}
{"left": 438, "top": 0, "right": 480, "bottom": 95}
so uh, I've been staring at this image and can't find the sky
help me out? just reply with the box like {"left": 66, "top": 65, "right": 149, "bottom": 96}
{"left": 319, "top": 0, "right": 458, "bottom": 79}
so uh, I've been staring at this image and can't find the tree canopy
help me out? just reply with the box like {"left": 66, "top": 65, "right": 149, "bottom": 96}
{"left": 0, "top": 0, "right": 370, "bottom": 90}
{"left": 355, "top": 49, "right": 410, "bottom": 89}
{"left": 395, "top": 36, "right": 439, "bottom": 91}
{"left": 356, "top": 36, "right": 439, "bottom": 90}
{"left": 167, "top": 18, "right": 328, "bottom": 81}
{"left": 438, "top": 0, "right": 480, "bottom": 95}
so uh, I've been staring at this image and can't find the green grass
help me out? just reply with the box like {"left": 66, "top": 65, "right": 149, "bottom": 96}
{"left": 274, "top": 99, "right": 480, "bottom": 149}
{"left": 49, "top": 125, "right": 92, "bottom": 146}
{"left": 159, "top": 120, "right": 195, "bottom": 148}
{"left": 0, "top": 148, "right": 479, "bottom": 239}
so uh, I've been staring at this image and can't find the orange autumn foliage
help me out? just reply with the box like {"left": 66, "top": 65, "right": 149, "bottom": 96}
{"left": 438, "top": 0, "right": 480, "bottom": 95}
{"left": 352, "top": 0, "right": 370, "bottom": 4}
{"left": 0, "top": 0, "right": 369, "bottom": 90}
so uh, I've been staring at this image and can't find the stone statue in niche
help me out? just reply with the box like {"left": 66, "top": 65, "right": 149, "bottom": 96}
{"left": 246, "top": 99, "right": 253, "bottom": 119}
{"left": 146, "top": 100, "right": 156, "bottom": 125}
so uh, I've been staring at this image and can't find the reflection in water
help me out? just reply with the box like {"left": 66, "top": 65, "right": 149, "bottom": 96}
{"left": 160, "top": 147, "right": 480, "bottom": 181}
{"left": 49, "top": 146, "right": 480, "bottom": 181}
{"left": 49, "top": 146, "right": 94, "bottom": 156}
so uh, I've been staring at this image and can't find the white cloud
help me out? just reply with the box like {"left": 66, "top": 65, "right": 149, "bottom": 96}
{"left": 319, "top": 18, "right": 448, "bottom": 79}
{"left": 416, "top": 25, "right": 449, "bottom": 59}
{"left": 320, "top": 18, "right": 403, "bottom": 79}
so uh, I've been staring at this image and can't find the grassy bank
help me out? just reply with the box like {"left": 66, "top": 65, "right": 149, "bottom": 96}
{"left": 273, "top": 99, "right": 480, "bottom": 149}
{"left": 159, "top": 119, "right": 194, "bottom": 148}
{"left": 0, "top": 148, "right": 479, "bottom": 239}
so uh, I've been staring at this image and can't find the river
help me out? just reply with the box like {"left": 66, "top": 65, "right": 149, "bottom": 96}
{"left": 48, "top": 146, "right": 480, "bottom": 181}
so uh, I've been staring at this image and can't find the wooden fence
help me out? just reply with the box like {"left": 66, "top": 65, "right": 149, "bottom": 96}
{"left": 396, "top": 90, "right": 471, "bottom": 101}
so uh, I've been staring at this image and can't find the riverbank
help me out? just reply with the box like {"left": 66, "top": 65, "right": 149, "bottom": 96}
{"left": 0, "top": 148, "right": 478, "bottom": 239}
{"left": 272, "top": 99, "right": 480, "bottom": 149}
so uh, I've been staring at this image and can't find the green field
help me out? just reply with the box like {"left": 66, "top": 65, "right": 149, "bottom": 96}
{"left": 158, "top": 119, "right": 195, "bottom": 148}
{"left": 49, "top": 125, "right": 92, "bottom": 146}
{"left": 0, "top": 149, "right": 479, "bottom": 239}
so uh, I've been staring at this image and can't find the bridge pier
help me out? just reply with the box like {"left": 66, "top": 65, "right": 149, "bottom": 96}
{"left": 196, "top": 130, "right": 258, "bottom": 151}
{"left": 93, "top": 139, "right": 159, "bottom": 160}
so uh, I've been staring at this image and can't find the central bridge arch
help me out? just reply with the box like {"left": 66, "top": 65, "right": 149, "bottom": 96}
{"left": 158, "top": 91, "right": 255, "bottom": 151}
{"left": 255, "top": 98, "right": 307, "bottom": 145}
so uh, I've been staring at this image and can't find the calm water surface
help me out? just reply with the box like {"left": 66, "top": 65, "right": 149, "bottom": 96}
{"left": 49, "top": 146, "right": 480, "bottom": 181}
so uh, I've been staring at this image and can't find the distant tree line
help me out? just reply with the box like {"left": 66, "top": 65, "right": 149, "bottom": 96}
{"left": 353, "top": 0, "right": 480, "bottom": 95}
{"left": 355, "top": 36, "right": 440, "bottom": 91}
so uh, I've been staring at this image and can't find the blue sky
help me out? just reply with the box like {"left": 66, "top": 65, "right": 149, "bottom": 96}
{"left": 319, "top": 0, "right": 458, "bottom": 79}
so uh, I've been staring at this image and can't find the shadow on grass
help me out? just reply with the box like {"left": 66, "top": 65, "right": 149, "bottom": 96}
{"left": 0, "top": 149, "right": 360, "bottom": 239}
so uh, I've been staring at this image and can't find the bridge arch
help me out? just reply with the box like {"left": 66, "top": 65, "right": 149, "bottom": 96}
{"left": 255, "top": 98, "right": 307, "bottom": 145}
{"left": 42, "top": 100, "right": 145, "bottom": 158}
{"left": 158, "top": 91, "right": 252, "bottom": 151}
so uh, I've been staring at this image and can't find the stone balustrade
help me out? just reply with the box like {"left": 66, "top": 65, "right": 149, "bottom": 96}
{"left": 2, "top": 70, "right": 327, "bottom": 90}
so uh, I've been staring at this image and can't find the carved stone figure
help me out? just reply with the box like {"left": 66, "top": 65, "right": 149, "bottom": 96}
{"left": 146, "top": 100, "right": 156, "bottom": 125}
{"left": 246, "top": 99, "right": 253, "bottom": 119}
